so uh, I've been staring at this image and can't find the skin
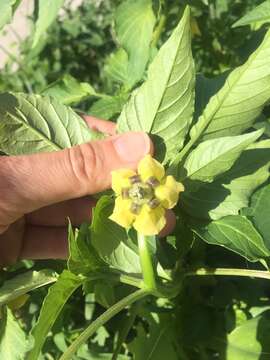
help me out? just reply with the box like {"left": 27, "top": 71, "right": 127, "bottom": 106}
{"left": 0, "top": 116, "right": 175, "bottom": 268}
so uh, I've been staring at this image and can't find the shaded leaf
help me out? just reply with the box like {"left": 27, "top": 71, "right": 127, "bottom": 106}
{"left": 194, "top": 215, "right": 270, "bottom": 262}
{"left": 0, "top": 93, "right": 99, "bottom": 155}
{"left": 0, "top": 0, "right": 21, "bottom": 32}
{"left": 32, "top": 0, "right": 65, "bottom": 48}
{"left": 91, "top": 196, "right": 141, "bottom": 274}
{"left": 42, "top": 74, "right": 98, "bottom": 105}
{"left": 117, "top": 7, "right": 195, "bottom": 162}
{"left": 227, "top": 310, "right": 270, "bottom": 360}
{"left": 26, "top": 270, "right": 83, "bottom": 360}
{"left": 0, "top": 269, "right": 57, "bottom": 306}
{"left": 0, "top": 308, "right": 32, "bottom": 360}
{"left": 89, "top": 95, "right": 128, "bottom": 120}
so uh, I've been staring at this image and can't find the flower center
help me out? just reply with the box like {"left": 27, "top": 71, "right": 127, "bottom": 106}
{"left": 121, "top": 175, "right": 160, "bottom": 214}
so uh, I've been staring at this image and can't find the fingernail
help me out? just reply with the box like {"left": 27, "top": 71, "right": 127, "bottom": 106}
{"left": 113, "top": 132, "right": 152, "bottom": 162}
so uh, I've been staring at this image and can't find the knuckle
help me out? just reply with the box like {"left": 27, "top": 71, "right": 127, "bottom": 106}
{"left": 67, "top": 143, "right": 103, "bottom": 193}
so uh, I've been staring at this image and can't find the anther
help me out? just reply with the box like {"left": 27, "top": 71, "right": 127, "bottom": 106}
{"left": 146, "top": 176, "right": 160, "bottom": 187}
{"left": 148, "top": 198, "right": 160, "bottom": 209}
{"left": 129, "top": 175, "right": 141, "bottom": 184}
{"left": 121, "top": 188, "right": 130, "bottom": 199}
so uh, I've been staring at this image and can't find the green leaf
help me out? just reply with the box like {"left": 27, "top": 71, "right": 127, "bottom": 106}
{"left": 32, "top": 0, "right": 65, "bottom": 48}
{"left": 117, "top": 7, "right": 195, "bottom": 162}
{"left": 247, "top": 183, "right": 270, "bottom": 247}
{"left": 91, "top": 196, "right": 141, "bottom": 274}
{"left": 227, "top": 310, "right": 270, "bottom": 360}
{"left": 233, "top": 1, "right": 270, "bottom": 28}
{"left": 0, "top": 269, "right": 57, "bottom": 306}
{"left": 41, "top": 74, "right": 98, "bottom": 105}
{"left": 0, "top": 307, "right": 32, "bottom": 360}
{"left": 68, "top": 222, "right": 106, "bottom": 275}
{"left": 115, "top": 0, "right": 156, "bottom": 86}
{"left": 103, "top": 48, "right": 129, "bottom": 85}
{"left": 181, "top": 140, "right": 270, "bottom": 220}
{"left": 26, "top": 270, "right": 83, "bottom": 360}
{"left": 189, "top": 28, "right": 270, "bottom": 143}
{"left": 0, "top": 0, "right": 21, "bottom": 32}
{"left": 0, "top": 92, "right": 99, "bottom": 155}
{"left": 89, "top": 95, "right": 128, "bottom": 120}
{"left": 194, "top": 215, "right": 270, "bottom": 262}
{"left": 180, "top": 129, "right": 263, "bottom": 183}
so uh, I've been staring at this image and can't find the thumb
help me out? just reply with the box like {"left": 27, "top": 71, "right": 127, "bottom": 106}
{"left": 0, "top": 132, "right": 152, "bottom": 220}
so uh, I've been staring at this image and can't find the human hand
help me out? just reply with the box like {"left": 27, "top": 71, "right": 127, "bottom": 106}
{"left": 0, "top": 117, "right": 175, "bottom": 267}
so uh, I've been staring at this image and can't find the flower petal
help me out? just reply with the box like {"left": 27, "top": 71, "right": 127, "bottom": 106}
{"left": 155, "top": 175, "right": 184, "bottom": 209}
{"left": 111, "top": 169, "right": 136, "bottom": 194}
{"left": 109, "top": 196, "right": 135, "bottom": 228}
{"left": 138, "top": 155, "right": 165, "bottom": 182}
{"left": 133, "top": 205, "right": 166, "bottom": 235}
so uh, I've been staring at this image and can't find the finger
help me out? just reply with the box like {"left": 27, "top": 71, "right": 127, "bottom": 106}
{"left": 26, "top": 197, "right": 95, "bottom": 227}
{"left": 82, "top": 115, "right": 116, "bottom": 135}
{"left": 0, "top": 132, "right": 152, "bottom": 224}
{"left": 159, "top": 210, "right": 176, "bottom": 238}
{"left": 20, "top": 226, "right": 68, "bottom": 260}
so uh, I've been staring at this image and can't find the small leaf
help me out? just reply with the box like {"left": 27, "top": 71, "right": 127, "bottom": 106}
{"left": 32, "top": 0, "right": 65, "bottom": 48}
{"left": 68, "top": 222, "right": 106, "bottom": 275}
{"left": 0, "top": 93, "right": 100, "bottom": 155}
{"left": 26, "top": 270, "right": 83, "bottom": 360}
{"left": 227, "top": 310, "right": 270, "bottom": 360}
{"left": 181, "top": 140, "right": 270, "bottom": 220}
{"left": 0, "top": 0, "right": 21, "bottom": 32}
{"left": 194, "top": 215, "right": 270, "bottom": 262}
{"left": 190, "top": 28, "right": 270, "bottom": 142}
{"left": 117, "top": 7, "right": 195, "bottom": 162}
{"left": 0, "top": 269, "right": 57, "bottom": 306}
{"left": 91, "top": 196, "right": 141, "bottom": 274}
{"left": 104, "top": 48, "right": 129, "bottom": 85}
{"left": 233, "top": 1, "right": 270, "bottom": 28}
{"left": 89, "top": 95, "right": 128, "bottom": 120}
{"left": 247, "top": 183, "right": 270, "bottom": 248}
{"left": 41, "top": 74, "right": 98, "bottom": 105}
{"left": 180, "top": 129, "right": 263, "bottom": 183}
{"left": 0, "top": 308, "right": 32, "bottom": 360}
{"left": 115, "top": 0, "right": 156, "bottom": 86}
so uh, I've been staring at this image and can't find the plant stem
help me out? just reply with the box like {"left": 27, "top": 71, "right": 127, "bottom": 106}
{"left": 59, "top": 288, "right": 150, "bottom": 360}
{"left": 186, "top": 267, "right": 270, "bottom": 281}
{"left": 137, "top": 233, "right": 157, "bottom": 291}
{"left": 152, "top": 14, "right": 166, "bottom": 48}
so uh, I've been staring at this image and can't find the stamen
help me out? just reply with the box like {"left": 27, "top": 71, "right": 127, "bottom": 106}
{"left": 130, "top": 202, "right": 142, "bottom": 214}
{"left": 129, "top": 175, "right": 141, "bottom": 184}
{"left": 148, "top": 198, "right": 160, "bottom": 209}
{"left": 146, "top": 176, "right": 160, "bottom": 187}
{"left": 121, "top": 188, "right": 130, "bottom": 199}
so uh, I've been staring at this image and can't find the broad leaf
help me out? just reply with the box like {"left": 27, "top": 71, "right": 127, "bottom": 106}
{"left": 117, "top": 7, "right": 195, "bottom": 162}
{"left": 89, "top": 95, "right": 128, "bottom": 120}
{"left": 68, "top": 222, "right": 106, "bottom": 275}
{"left": 42, "top": 74, "right": 97, "bottom": 105}
{"left": 247, "top": 183, "right": 270, "bottom": 247}
{"left": 115, "top": 0, "right": 156, "bottom": 86}
{"left": 0, "top": 0, "right": 21, "bottom": 32}
{"left": 0, "top": 308, "right": 32, "bottom": 360}
{"left": 189, "top": 28, "right": 270, "bottom": 142}
{"left": 194, "top": 215, "right": 270, "bottom": 262}
{"left": 180, "top": 129, "right": 263, "bottom": 183}
{"left": 0, "top": 269, "right": 57, "bottom": 306}
{"left": 91, "top": 196, "right": 141, "bottom": 274}
{"left": 0, "top": 93, "right": 99, "bottom": 155}
{"left": 227, "top": 310, "right": 270, "bottom": 360}
{"left": 32, "top": 0, "right": 65, "bottom": 48}
{"left": 27, "top": 270, "right": 83, "bottom": 360}
{"left": 181, "top": 140, "right": 270, "bottom": 220}
{"left": 233, "top": 1, "right": 270, "bottom": 29}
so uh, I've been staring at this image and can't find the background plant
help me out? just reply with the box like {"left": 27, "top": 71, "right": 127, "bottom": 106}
{"left": 0, "top": 1, "right": 270, "bottom": 359}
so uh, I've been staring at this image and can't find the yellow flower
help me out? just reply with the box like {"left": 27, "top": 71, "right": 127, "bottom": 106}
{"left": 109, "top": 155, "right": 184, "bottom": 235}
